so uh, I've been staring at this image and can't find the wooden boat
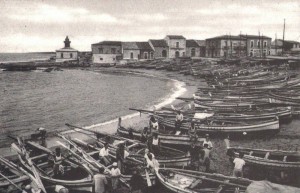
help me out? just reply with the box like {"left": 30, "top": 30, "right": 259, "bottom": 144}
{"left": 246, "top": 180, "right": 300, "bottom": 193}
{"left": 156, "top": 168, "right": 252, "bottom": 193}
{"left": 116, "top": 118, "right": 205, "bottom": 147}
{"left": 0, "top": 156, "right": 47, "bottom": 193}
{"left": 0, "top": 156, "right": 30, "bottom": 192}
{"left": 56, "top": 133, "right": 152, "bottom": 188}
{"left": 11, "top": 140, "right": 94, "bottom": 192}
{"left": 66, "top": 123, "right": 191, "bottom": 168}
{"left": 225, "top": 139, "right": 300, "bottom": 171}
{"left": 158, "top": 116, "right": 280, "bottom": 136}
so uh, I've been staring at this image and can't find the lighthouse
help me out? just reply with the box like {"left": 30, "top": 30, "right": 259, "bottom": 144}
{"left": 56, "top": 36, "right": 78, "bottom": 62}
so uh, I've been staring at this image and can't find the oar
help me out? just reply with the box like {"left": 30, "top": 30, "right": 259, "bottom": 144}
{"left": 145, "top": 169, "right": 152, "bottom": 187}
{"left": 0, "top": 172, "right": 23, "bottom": 191}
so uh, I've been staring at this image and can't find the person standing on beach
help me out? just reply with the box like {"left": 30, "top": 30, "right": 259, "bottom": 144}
{"left": 199, "top": 143, "right": 211, "bottom": 172}
{"left": 99, "top": 143, "right": 110, "bottom": 166}
{"left": 94, "top": 167, "right": 107, "bottom": 193}
{"left": 141, "top": 127, "right": 148, "bottom": 143}
{"left": 203, "top": 134, "right": 213, "bottom": 150}
{"left": 233, "top": 152, "right": 245, "bottom": 177}
{"left": 110, "top": 162, "right": 121, "bottom": 192}
{"left": 188, "top": 141, "right": 198, "bottom": 170}
{"left": 129, "top": 168, "right": 145, "bottom": 193}
{"left": 175, "top": 110, "right": 184, "bottom": 134}
{"left": 149, "top": 115, "right": 159, "bottom": 132}
{"left": 151, "top": 132, "right": 160, "bottom": 155}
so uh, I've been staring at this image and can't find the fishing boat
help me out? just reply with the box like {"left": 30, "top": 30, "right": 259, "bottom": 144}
{"left": 158, "top": 116, "right": 280, "bottom": 136}
{"left": 156, "top": 168, "right": 252, "bottom": 193}
{"left": 225, "top": 139, "right": 300, "bottom": 171}
{"left": 116, "top": 118, "right": 205, "bottom": 147}
{"left": 0, "top": 156, "right": 30, "bottom": 192}
{"left": 66, "top": 123, "right": 191, "bottom": 167}
{"left": 11, "top": 139, "right": 94, "bottom": 192}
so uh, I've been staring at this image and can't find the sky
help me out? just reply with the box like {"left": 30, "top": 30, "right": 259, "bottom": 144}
{"left": 0, "top": 0, "right": 299, "bottom": 52}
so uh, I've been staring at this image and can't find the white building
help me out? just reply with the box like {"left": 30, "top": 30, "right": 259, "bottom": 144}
{"left": 164, "top": 35, "right": 186, "bottom": 58}
{"left": 56, "top": 36, "right": 78, "bottom": 62}
{"left": 91, "top": 41, "right": 122, "bottom": 65}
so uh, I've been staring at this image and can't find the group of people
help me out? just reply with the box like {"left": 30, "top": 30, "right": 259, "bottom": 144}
{"left": 189, "top": 134, "right": 213, "bottom": 172}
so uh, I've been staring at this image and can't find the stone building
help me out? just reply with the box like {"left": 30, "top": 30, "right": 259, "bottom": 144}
{"left": 240, "top": 35, "right": 272, "bottom": 57}
{"left": 164, "top": 35, "right": 186, "bottom": 58}
{"left": 91, "top": 41, "right": 122, "bottom": 64}
{"left": 195, "top": 40, "right": 206, "bottom": 57}
{"left": 122, "top": 42, "right": 140, "bottom": 60}
{"left": 186, "top": 39, "right": 201, "bottom": 57}
{"left": 205, "top": 35, "right": 247, "bottom": 58}
{"left": 122, "top": 42, "right": 154, "bottom": 60}
{"left": 136, "top": 42, "right": 154, "bottom": 59}
{"left": 270, "top": 39, "right": 300, "bottom": 55}
{"left": 148, "top": 39, "right": 169, "bottom": 59}
{"left": 56, "top": 36, "right": 78, "bottom": 62}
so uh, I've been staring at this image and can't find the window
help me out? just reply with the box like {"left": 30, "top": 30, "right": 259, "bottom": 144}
{"left": 113, "top": 58, "right": 115, "bottom": 61}
{"left": 61, "top": 53, "right": 63, "bottom": 58}
{"left": 100, "top": 58, "right": 103, "bottom": 60}
{"left": 150, "top": 52, "right": 154, "bottom": 59}
{"left": 183, "top": 52, "right": 185, "bottom": 56}
{"left": 111, "top": 48, "right": 116, "bottom": 54}
{"left": 250, "top": 40, "right": 254, "bottom": 48}
{"left": 264, "top": 41, "right": 267, "bottom": 48}
{"left": 70, "top": 53, "right": 73, "bottom": 58}
{"left": 130, "top": 52, "right": 133, "bottom": 59}
{"left": 176, "top": 42, "right": 179, "bottom": 48}
{"left": 98, "top": 48, "right": 103, "bottom": 54}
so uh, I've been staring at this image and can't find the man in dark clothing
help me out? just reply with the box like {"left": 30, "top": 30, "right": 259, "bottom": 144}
{"left": 188, "top": 142, "right": 199, "bottom": 170}
{"left": 130, "top": 168, "right": 145, "bottom": 193}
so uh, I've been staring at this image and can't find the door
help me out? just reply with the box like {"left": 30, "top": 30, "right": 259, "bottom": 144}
{"left": 191, "top": 48, "right": 195, "bottom": 57}
{"left": 175, "top": 51, "right": 180, "bottom": 58}
{"left": 130, "top": 52, "right": 133, "bottom": 59}
{"left": 162, "top": 50, "right": 167, "bottom": 57}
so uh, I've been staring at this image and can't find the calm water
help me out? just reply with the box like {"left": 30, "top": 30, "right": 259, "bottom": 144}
{"left": 0, "top": 52, "right": 55, "bottom": 63}
{"left": 0, "top": 69, "right": 174, "bottom": 145}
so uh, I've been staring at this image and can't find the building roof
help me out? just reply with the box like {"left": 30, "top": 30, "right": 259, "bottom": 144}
{"left": 56, "top": 47, "right": 78, "bottom": 52}
{"left": 149, "top": 39, "right": 168, "bottom": 47}
{"left": 240, "top": 34, "right": 272, "bottom": 39}
{"left": 186, "top": 39, "right": 200, "bottom": 47}
{"left": 136, "top": 42, "right": 154, "bottom": 50}
{"left": 206, "top": 35, "right": 246, "bottom": 41}
{"left": 122, "top": 42, "right": 139, "bottom": 50}
{"left": 166, "top": 35, "right": 186, "bottom": 39}
{"left": 195, "top": 40, "right": 206, "bottom": 47}
{"left": 92, "top": 41, "right": 122, "bottom": 46}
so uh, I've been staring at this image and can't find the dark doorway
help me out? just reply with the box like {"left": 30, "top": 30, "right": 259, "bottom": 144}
{"left": 175, "top": 51, "right": 180, "bottom": 58}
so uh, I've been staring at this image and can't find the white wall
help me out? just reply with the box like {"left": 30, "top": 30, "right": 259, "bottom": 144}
{"left": 93, "top": 54, "right": 119, "bottom": 64}
{"left": 56, "top": 51, "right": 78, "bottom": 62}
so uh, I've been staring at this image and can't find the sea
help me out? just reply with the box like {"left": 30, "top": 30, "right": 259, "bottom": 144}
{"left": 0, "top": 52, "right": 55, "bottom": 63}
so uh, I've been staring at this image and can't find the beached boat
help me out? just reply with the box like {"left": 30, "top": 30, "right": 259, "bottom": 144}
{"left": 156, "top": 168, "right": 252, "bottom": 193}
{"left": 246, "top": 180, "right": 300, "bottom": 193}
{"left": 225, "top": 139, "right": 300, "bottom": 171}
{"left": 158, "top": 116, "right": 280, "bottom": 136}
{"left": 116, "top": 118, "right": 205, "bottom": 147}
{"left": 0, "top": 156, "right": 30, "bottom": 192}
{"left": 66, "top": 123, "right": 192, "bottom": 167}
{"left": 11, "top": 140, "right": 94, "bottom": 192}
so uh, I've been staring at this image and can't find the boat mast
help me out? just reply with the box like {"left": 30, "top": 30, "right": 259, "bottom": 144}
{"left": 282, "top": 18, "right": 286, "bottom": 54}
{"left": 275, "top": 33, "right": 277, "bottom": 55}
